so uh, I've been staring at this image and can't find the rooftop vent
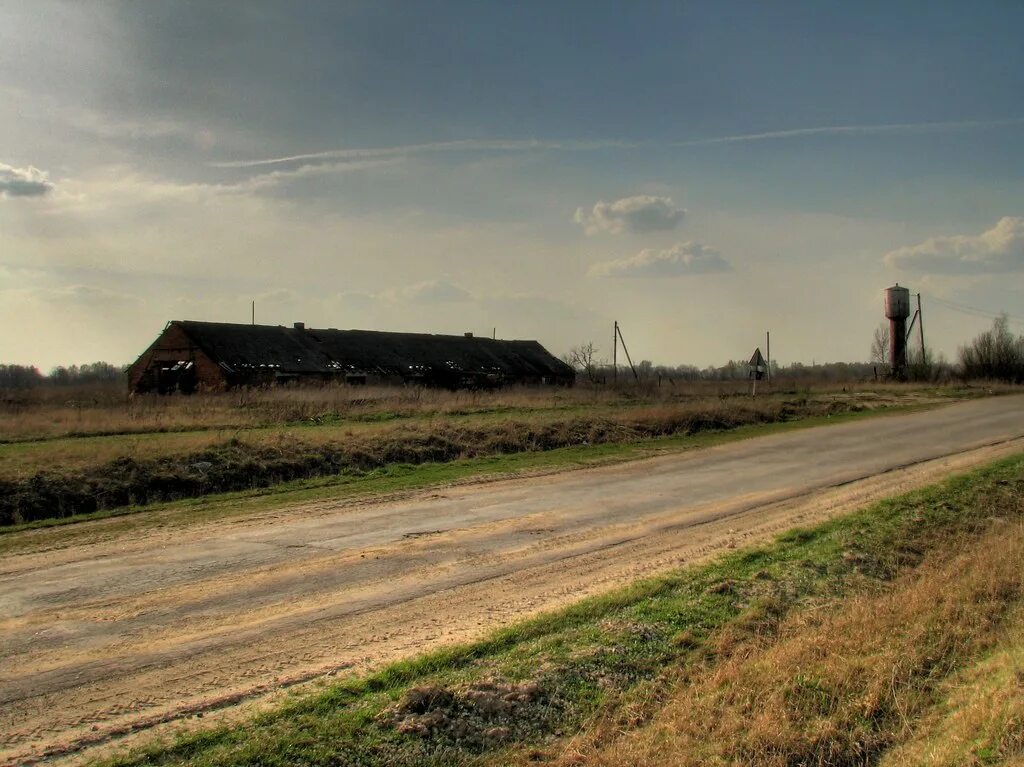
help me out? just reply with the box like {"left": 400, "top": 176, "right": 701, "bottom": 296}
{"left": 294, "top": 322, "right": 305, "bottom": 330}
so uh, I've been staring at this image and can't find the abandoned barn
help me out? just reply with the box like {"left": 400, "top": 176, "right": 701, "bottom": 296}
{"left": 128, "top": 320, "right": 575, "bottom": 393}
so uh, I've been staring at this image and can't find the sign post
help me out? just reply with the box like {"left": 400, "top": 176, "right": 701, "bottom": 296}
{"left": 748, "top": 347, "right": 767, "bottom": 396}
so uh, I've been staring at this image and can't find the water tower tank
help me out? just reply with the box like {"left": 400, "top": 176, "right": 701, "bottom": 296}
{"left": 885, "top": 285, "right": 910, "bottom": 320}
{"left": 884, "top": 284, "right": 911, "bottom": 378}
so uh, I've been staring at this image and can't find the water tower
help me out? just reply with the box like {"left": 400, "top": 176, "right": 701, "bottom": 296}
{"left": 885, "top": 284, "right": 911, "bottom": 378}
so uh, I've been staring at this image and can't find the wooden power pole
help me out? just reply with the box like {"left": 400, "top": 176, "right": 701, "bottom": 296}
{"left": 612, "top": 321, "right": 618, "bottom": 384}
{"left": 616, "top": 322, "right": 639, "bottom": 382}
{"left": 917, "top": 293, "right": 925, "bottom": 362}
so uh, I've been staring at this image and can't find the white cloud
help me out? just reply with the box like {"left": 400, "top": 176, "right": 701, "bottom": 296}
{"left": 574, "top": 195, "right": 685, "bottom": 235}
{"left": 236, "top": 158, "right": 404, "bottom": 192}
{"left": 0, "top": 162, "right": 53, "bottom": 198}
{"left": 42, "top": 284, "right": 142, "bottom": 308}
{"left": 1, "top": 84, "right": 223, "bottom": 150}
{"left": 21, "top": 160, "right": 401, "bottom": 216}
{"left": 385, "top": 280, "right": 474, "bottom": 304}
{"left": 884, "top": 217, "right": 1024, "bottom": 273}
{"left": 590, "top": 242, "right": 729, "bottom": 277}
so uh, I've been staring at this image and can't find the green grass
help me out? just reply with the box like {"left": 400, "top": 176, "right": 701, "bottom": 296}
{"left": 92, "top": 450, "right": 1024, "bottom": 767}
{"left": 0, "top": 403, "right": 925, "bottom": 552}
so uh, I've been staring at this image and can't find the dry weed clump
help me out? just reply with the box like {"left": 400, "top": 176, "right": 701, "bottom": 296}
{"left": 377, "top": 679, "right": 559, "bottom": 751}
{"left": 562, "top": 522, "right": 1024, "bottom": 767}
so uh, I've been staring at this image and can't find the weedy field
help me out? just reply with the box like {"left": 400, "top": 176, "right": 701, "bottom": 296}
{"left": 0, "top": 381, "right": 989, "bottom": 527}
{"left": 88, "top": 450, "right": 1024, "bottom": 767}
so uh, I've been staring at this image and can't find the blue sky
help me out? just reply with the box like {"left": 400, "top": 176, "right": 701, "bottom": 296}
{"left": 2, "top": 1, "right": 1023, "bottom": 368}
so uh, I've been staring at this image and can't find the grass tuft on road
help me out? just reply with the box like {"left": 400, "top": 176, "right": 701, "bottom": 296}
{"left": 95, "top": 452, "right": 1024, "bottom": 767}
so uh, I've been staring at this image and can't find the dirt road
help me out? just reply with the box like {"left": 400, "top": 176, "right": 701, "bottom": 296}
{"left": 2, "top": 396, "right": 1023, "bottom": 765}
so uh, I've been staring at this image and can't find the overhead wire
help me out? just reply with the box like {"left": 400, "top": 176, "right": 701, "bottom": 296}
{"left": 922, "top": 293, "right": 1024, "bottom": 326}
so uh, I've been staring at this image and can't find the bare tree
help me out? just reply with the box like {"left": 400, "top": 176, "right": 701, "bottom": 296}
{"left": 566, "top": 342, "right": 600, "bottom": 382}
{"left": 870, "top": 323, "right": 890, "bottom": 366}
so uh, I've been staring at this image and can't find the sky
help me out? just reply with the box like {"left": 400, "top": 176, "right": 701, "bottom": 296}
{"left": 2, "top": 1, "right": 1024, "bottom": 370}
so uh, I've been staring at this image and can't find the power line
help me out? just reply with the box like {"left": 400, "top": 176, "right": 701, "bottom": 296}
{"left": 923, "top": 294, "right": 1024, "bottom": 325}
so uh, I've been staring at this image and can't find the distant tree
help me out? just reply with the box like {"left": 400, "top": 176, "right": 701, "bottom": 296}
{"left": 78, "top": 362, "right": 125, "bottom": 383}
{"left": 958, "top": 315, "right": 1024, "bottom": 382}
{"left": 906, "top": 345, "right": 949, "bottom": 382}
{"left": 565, "top": 342, "right": 601, "bottom": 382}
{"left": 870, "top": 323, "right": 890, "bottom": 366}
{"left": 0, "top": 364, "right": 44, "bottom": 389}
{"left": 47, "top": 362, "right": 126, "bottom": 386}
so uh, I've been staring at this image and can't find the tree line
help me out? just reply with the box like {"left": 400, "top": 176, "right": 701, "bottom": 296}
{"left": 565, "top": 315, "right": 1024, "bottom": 385}
{"left": 0, "top": 362, "right": 125, "bottom": 389}
{"left": 958, "top": 315, "right": 1024, "bottom": 383}
{"left": 5, "top": 315, "right": 1021, "bottom": 391}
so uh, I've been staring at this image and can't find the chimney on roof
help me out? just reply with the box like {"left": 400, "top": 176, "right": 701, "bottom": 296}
{"left": 294, "top": 322, "right": 305, "bottom": 331}
{"left": 464, "top": 332, "right": 473, "bottom": 338}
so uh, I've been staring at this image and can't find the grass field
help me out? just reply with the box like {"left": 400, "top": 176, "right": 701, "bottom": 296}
{"left": 90, "top": 450, "right": 1024, "bottom": 767}
{"left": 0, "top": 381, "right": 990, "bottom": 527}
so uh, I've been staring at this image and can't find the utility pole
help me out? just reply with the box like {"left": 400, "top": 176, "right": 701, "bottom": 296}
{"left": 766, "top": 330, "right": 771, "bottom": 386}
{"left": 616, "top": 322, "right": 639, "bottom": 382}
{"left": 251, "top": 300, "right": 255, "bottom": 325}
{"left": 612, "top": 321, "right": 618, "bottom": 384}
{"left": 917, "top": 293, "right": 925, "bottom": 363}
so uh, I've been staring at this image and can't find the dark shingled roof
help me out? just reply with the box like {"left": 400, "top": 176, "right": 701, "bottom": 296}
{"left": 174, "top": 321, "right": 574, "bottom": 383}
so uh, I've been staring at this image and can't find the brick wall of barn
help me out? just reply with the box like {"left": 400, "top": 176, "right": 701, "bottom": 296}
{"left": 128, "top": 324, "right": 227, "bottom": 393}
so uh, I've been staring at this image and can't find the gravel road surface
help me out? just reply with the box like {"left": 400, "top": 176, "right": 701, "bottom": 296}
{"left": 2, "top": 395, "right": 1023, "bottom": 765}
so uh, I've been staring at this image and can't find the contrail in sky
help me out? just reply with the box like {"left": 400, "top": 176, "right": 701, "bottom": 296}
{"left": 212, "top": 118, "right": 1024, "bottom": 169}
{"left": 668, "top": 117, "right": 1024, "bottom": 146}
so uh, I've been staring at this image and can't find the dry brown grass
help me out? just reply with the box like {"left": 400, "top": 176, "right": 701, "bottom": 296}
{"left": 0, "top": 382, "right": 637, "bottom": 441}
{"left": 0, "top": 381, "right": 933, "bottom": 482}
{"left": 552, "top": 520, "right": 1024, "bottom": 767}
{"left": 0, "top": 395, "right": 779, "bottom": 480}
{"left": 1, "top": 395, "right": 834, "bottom": 524}
{"left": 0, "top": 380, "right": 965, "bottom": 443}
{"left": 879, "top": 612, "right": 1024, "bottom": 767}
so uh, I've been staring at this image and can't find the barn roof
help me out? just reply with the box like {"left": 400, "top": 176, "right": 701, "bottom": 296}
{"left": 173, "top": 321, "right": 574, "bottom": 381}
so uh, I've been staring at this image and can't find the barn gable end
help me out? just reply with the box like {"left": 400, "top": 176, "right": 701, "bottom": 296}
{"left": 127, "top": 322, "right": 228, "bottom": 393}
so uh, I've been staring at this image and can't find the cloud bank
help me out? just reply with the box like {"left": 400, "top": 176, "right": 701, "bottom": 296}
{"left": 574, "top": 195, "right": 685, "bottom": 235}
{"left": 884, "top": 216, "right": 1024, "bottom": 273}
{"left": 590, "top": 242, "right": 729, "bottom": 277}
{"left": 0, "top": 162, "right": 53, "bottom": 198}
